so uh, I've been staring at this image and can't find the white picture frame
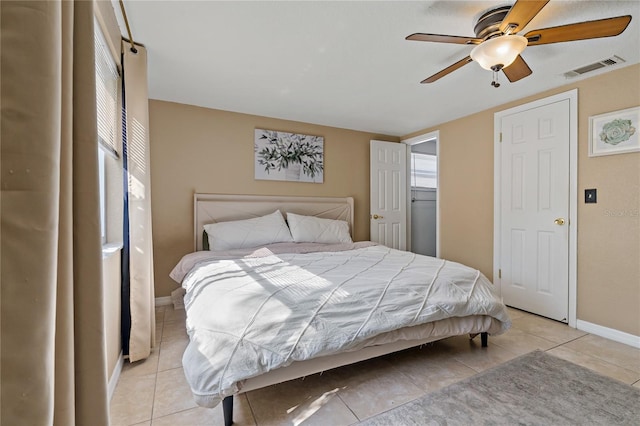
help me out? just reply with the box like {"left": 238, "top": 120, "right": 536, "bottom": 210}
{"left": 588, "top": 106, "right": 639, "bottom": 157}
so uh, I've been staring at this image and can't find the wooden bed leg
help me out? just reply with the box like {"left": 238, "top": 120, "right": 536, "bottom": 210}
{"left": 223, "top": 395, "right": 233, "bottom": 426}
{"left": 481, "top": 332, "right": 488, "bottom": 348}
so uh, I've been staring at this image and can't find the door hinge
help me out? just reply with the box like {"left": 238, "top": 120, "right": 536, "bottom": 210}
{"left": 499, "top": 133, "right": 502, "bottom": 143}
{"left": 498, "top": 269, "right": 502, "bottom": 279}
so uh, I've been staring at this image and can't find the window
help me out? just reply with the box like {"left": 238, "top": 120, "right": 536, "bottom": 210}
{"left": 95, "top": 20, "right": 121, "bottom": 244}
{"left": 95, "top": 21, "right": 120, "bottom": 157}
{"left": 411, "top": 153, "right": 437, "bottom": 189}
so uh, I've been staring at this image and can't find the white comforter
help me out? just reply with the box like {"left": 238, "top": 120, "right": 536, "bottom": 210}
{"left": 170, "top": 243, "right": 511, "bottom": 408}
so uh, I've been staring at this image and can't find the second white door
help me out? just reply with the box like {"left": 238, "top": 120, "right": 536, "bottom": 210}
{"left": 499, "top": 99, "right": 570, "bottom": 322}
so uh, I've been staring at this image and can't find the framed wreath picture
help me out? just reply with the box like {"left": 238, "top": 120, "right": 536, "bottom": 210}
{"left": 254, "top": 129, "right": 324, "bottom": 183}
{"left": 588, "top": 106, "right": 639, "bottom": 157}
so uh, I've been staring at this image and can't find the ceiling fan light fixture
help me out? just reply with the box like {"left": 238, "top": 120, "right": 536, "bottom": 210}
{"left": 470, "top": 35, "right": 528, "bottom": 71}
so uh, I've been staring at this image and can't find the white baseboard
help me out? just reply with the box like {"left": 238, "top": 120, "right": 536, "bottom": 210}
{"left": 576, "top": 320, "right": 640, "bottom": 349}
{"left": 108, "top": 351, "right": 124, "bottom": 401}
{"left": 155, "top": 296, "right": 172, "bottom": 306}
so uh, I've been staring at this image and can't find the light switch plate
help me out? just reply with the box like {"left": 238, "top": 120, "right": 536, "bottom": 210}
{"left": 585, "top": 188, "right": 597, "bottom": 203}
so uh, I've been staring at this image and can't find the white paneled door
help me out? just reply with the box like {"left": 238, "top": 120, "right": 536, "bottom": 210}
{"left": 499, "top": 99, "right": 570, "bottom": 322}
{"left": 370, "top": 140, "right": 407, "bottom": 250}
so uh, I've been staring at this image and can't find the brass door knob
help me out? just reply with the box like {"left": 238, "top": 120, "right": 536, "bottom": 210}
{"left": 371, "top": 214, "right": 384, "bottom": 219}
{"left": 554, "top": 218, "right": 566, "bottom": 225}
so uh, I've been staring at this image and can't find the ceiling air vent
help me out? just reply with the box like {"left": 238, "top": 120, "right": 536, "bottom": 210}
{"left": 564, "top": 55, "right": 625, "bottom": 78}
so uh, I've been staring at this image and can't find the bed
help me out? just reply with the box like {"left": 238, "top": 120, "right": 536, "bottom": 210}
{"left": 170, "top": 193, "right": 512, "bottom": 426}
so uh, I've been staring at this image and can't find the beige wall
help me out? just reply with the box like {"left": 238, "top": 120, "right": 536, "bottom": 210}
{"left": 102, "top": 251, "right": 122, "bottom": 383}
{"left": 403, "top": 64, "right": 640, "bottom": 336}
{"left": 148, "top": 101, "right": 399, "bottom": 298}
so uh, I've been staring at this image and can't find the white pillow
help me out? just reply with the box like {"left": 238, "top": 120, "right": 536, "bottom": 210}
{"left": 286, "top": 212, "right": 352, "bottom": 244}
{"left": 204, "top": 210, "right": 293, "bottom": 251}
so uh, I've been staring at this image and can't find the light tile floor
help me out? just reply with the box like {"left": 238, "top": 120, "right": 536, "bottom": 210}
{"left": 110, "top": 306, "right": 640, "bottom": 426}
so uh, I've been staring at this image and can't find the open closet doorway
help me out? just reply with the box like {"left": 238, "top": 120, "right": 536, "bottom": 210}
{"left": 403, "top": 131, "right": 439, "bottom": 258}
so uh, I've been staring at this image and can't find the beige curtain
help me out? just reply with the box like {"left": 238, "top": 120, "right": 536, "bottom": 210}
{"left": 122, "top": 42, "right": 156, "bottom": 362}
{"left": 1, "top": 1, "right": 109, "bottom": 425}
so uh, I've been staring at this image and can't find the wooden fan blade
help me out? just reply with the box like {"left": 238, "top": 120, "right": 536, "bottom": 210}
{"left": 525, "top": 15, "right": 632, "bottom": 45}
{"left": 421, "top": 56, "right": 473, "bottom": 84}
{"left": 406, "top": 33, "right": 482, "bottom": 45}
{"left": 503, "top": 55, "right": 533, "bottom": 82}
{"left": 499, "top": 0, "right": 550, "bottom": 34}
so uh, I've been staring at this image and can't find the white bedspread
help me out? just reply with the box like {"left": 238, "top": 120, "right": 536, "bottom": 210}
{"left": 171, "top": 243, "right": 511, "bottom": 408}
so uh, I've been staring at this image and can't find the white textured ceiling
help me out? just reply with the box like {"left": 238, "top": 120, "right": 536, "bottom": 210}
{"left": 117, "top": 1, "right": 640, "bottom": 136}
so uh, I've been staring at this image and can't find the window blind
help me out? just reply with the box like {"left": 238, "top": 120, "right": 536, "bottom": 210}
{"left": 95, "top": 21, "right": 120, "bottom": 157}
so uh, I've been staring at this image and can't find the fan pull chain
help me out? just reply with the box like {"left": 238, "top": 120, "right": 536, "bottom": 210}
{"left": 491, "top": 69, "right": 500, "bottom": 88}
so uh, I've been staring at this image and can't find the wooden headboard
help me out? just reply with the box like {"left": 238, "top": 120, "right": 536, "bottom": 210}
{"left": 194, "top": 193, "right": 354, "bottom": 251}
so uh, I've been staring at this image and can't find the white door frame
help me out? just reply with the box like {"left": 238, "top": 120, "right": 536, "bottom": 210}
{"left": 493, "top": 89, "right": 578, "bottom": 327}
{"left": 402, "top": 130, "right": 440, "bottom": 258}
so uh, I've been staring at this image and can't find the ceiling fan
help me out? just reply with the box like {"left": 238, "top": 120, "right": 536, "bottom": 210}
{"left": 406, "top": 0, "right": 632, "bottom": 87}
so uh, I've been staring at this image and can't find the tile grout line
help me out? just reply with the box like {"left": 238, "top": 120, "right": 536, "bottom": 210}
{"left": 542, "top": 335, "right": 584, "bottom": 353}
{"left": 243, "top": 393, "right": 259, "bottom": 426}
{"left": 566, "top": 334, "right": 640, "bottom": 373}
{"left": 543, "top": 332, "right": 640, "bottom": 387}
{"left": 337, "top": 392, "right": 361, "bottom": 424}
{"left": 146, "top": 310, "right": 169, "bottom": 425}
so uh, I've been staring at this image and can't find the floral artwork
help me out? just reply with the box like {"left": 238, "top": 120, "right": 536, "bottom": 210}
{"left": 599, "top": 119, "right": 635, "bottom": 145}
{"left": 589, "top": 106, "right": 640, "bottom": 157}
{"left": 254, "top": 129, "right": 324, "bottom": 183}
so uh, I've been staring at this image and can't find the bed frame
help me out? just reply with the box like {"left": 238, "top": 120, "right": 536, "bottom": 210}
{"left": 193, "top": 193, "right": 488, "bottom": 426}
{"left": 194, "top": 193, "right": 355, "bottom": 251}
